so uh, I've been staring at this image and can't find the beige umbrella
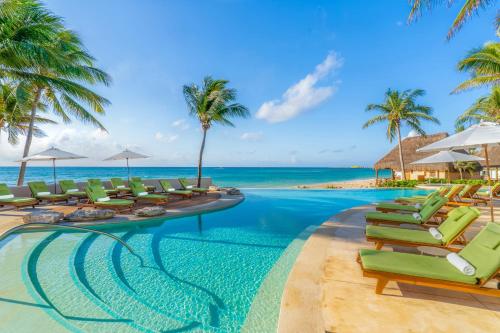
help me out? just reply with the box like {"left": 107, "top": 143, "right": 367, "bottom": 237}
{"left": 418, "top": 122, "right": 500, "bottom": 221}
{"left": 19, "top": 147, "right": 87, "bottom": 193}
{"left": 104, "top": 149, "right": 149, "bottom": 182}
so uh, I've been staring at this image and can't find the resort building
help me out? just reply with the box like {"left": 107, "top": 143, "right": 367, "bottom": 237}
{"left": 374, "top": 132, "right": 481, "bottom": 182}
{"left": 478, "top": 146, "right": 500, "bottom": 181}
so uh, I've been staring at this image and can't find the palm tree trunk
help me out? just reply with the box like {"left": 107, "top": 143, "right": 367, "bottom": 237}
{"left": 17, "top": 87, "right": 43, "bottom": 186}
{"left": 197, "top": 127, "right": 208, "bottom": 187}
{"left": 396, "top": 124, "right": 406, "bottom": 180}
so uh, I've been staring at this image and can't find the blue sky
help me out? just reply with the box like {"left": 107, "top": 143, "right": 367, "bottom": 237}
{"left": 0, "top": 0, "right": 498, "bottom": 167}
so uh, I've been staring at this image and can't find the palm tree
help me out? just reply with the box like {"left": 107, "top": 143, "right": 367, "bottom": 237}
{"left": 408, "top": 0, "right": 497, "bottom": 39}
{"left": 2, "top": 6, "right": 112, "bottom": 185}
{"left": 453, "top": 42, "right": 500, "bottom": 93}
{"left": 0, "top": 83, "right": 55, "bottom": 144}
{"left": 455, "top": 86, "right": 500, "bottom": 130}
{"left": 363, "top": 89, "right": 439, "bottom": 180}
{"left": 183, "top": 76, "right": 249, "bottom": 187}
{"left": 454, "top": 161, "right": 477, "bottom": 179}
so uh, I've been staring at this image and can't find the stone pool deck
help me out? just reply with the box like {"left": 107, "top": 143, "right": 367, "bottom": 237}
{"left": 0, "top": 192, "right": 243, "bottom": 236}
{"left": 278, "top": 202, "right": 500, "bottom": 333}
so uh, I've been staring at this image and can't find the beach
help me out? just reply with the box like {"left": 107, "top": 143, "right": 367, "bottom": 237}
{"left": 295, "top": 178, "right": 376, "bottom": 189}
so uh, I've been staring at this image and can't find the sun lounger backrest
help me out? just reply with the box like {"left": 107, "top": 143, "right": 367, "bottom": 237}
{"left": 490, "top": 183, "right": 500, "bottom": 195}
{"left": 438, "top": 186, "right": 450, "bottom": 196}
{"left": 88, "top": 179, "right": 103, "bottom": 187}
{"left": 85, "top": 185, "right": 107, "bottom": 203}
{"left": 445, "top": 184, "right": 465, "bottom": 200}
{"left": 131, "top": 177, "right": 141, "bottom": 182}
{"left": 159, "top": 180, "right": 172, "bottom": 191}
{"left": 458, "top": 184, "right": 472, "bottom": 197}
{"left": 178, "top": 178, "right": 190, "bottom": 189}
{"left": 0, "top": 183, "right": 12, "bottom": 196}
{"left": 110, "top": 178, "right": 125, "bottom": 188}
{"left": 28, "top": 181, "right": 49, "bottom": 196}
{"left": 438, "top": 207, "right": 480, "bottom": 244}
{"left": 460, "top": 184, "right": 482, "bottom": 198}
{"left": 459, "top": 223, "right": 500, "bottom": 283}
{"left": 129, "top": 181, "right": 146, "bottom": 196}
{"left": 59, "top": 180, "right": 77, "bottom": 193}
{"left": 419, "top": 196, "right": 447, "bottom": 221}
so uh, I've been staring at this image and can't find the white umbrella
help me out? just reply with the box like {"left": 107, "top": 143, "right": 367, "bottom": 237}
{"left": 418, "top": 122, "right": 500, "bottom": 221}
{"left": 104, "top": 149, "right": 149, "bottom": 181}
{"left": 19, "top": 147, "right": 87, "bottom": 193}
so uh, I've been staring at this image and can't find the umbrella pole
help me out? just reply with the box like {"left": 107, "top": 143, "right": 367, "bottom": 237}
{"left": 126, "top": 158, "right": 130, "bottom": 183}
{"left": 484, "top": 145, "right": 494, "bottom": 222}
{"left": 52, "top": 159, "right": 57, "bottom": 194}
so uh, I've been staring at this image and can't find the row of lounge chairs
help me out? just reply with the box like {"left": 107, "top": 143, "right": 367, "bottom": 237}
{"left": 357, "top": 184, "right": 500, "bottom": 298}
{"left": 0, "top": 177, "right": 209, "bottom": 212}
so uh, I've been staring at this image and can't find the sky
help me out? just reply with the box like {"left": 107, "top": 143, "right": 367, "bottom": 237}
{"left": 0, "top": 0, "right": 498, "bottom": 167}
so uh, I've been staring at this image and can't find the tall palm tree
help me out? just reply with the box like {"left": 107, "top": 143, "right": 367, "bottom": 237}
{"left": 408, "top": 0, "right": 497, "bottom": 39}
{"left": 453, "top": 42, "right": 500, "bottom": 93}
{"left": 2, "top": 6, "right": 112, "bottom": 185}
{"left": 0, "top": 83, "right": 55, "bottom": 144}
{"left": 455, "top": 86, "right": 500, "bottom": 130}
{"left": 363, "top": 89, "right": 439, "bottom": 180}
{"left": 183, "top": 76, "right": 249, "bottom": 187}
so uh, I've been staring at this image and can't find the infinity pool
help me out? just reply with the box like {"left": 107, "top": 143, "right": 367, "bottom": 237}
{"left": 0, "top": 189, "right": 426, "bottom": 332}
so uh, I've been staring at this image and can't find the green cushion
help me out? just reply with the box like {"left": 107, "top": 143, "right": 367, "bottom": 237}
{"left": 192, "top": 187, "right": 208, "bottom": 192}
{"left": 0, "top": 197, "right": 36, "bottom": 203}
{"left": 129, "top": 181, "right": 147, "bottom": 196}
{"left": 59, "top": 180, "right": 78, "bottom": 193}
{"left": 459, "top": 223, "right": 500, "bottom": 281}
{"left": 419, "top": 196, "right": 447, "bottom": 221}
{"left": 178, "top": 178, "right": 208, "bottom": 192}
{"left": 36, "top": 194, "right": 68, "bottom": 200}
{"left": 365, "top": 225, "right": 442, "bottom": 245}
{"left": 95, "top": 199, "right": 133, "bottom": 206}
{"left": 376, "top": 202, "right": 420, "bottom": 212}
{"left": 0, "top": 183, "right": 12, "bottom": 196}
{"left": 366, "top": 211, "right": 420, "bottom": 224}
{"left": 137, "top": 194, "right": 167, "bottom": 200}
{"left": 110, "top": 178, "right": 127, "bottom": 188}
{"left": 359, "top": 249, "right": 478, "bottom": 284}
{"left": 438, "top": 207, "right": 480, "bottom": 244}
{"left": 445, "top": 184, "right": 464, "bottom": 199}
{"left": 85, "top": 185, "right": 108, "bottom": 202}
{"left": 28, "top": 181, "right": 50, "bottom": 196}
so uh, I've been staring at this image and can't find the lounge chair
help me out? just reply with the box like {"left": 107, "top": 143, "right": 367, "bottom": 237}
{"left": 0, "top": 183, "right": 38, "bottom": 209}
{"left": 476, "top": 182, "right": 500, "bottom": 200}
{"left": 359, "top": 222, "right": 500, "bottom": 297}
{"left": 129, "top": 181, "right": 168, "bottom": 205}
{"left": 446, "top": 184, "right": 485, "bottom": 206}
{"left": 366, "top": 206, "right": 481, "bottom": 250}
{"left": 84, "top": 185, "right": 134, "bottom": 212}
{"left": 88, "top": 179, "right": 119, "bottom": 197}
{"left": 395, "top": 186, "right": 449, "bottom": 204}
{"left": 178, "top": 178, "right": 208, "bottom": 195}
{"left": 130, "top": 177, "right": 156, "bottom": 192}
{"left": 159, "top": 180, "right": 193, "bottom": 199}
{"left": 365, "top": 196, "right": 448, "bottom": 226}
{"left": 59, "top": 180, "right": 88, "bottom": 200}
{"left": 376, "top": 191, "right": 440, "bottom": 213}
{"left": 27, "top": 181, "right": 69, "bottom": 203}
{"left": 110, "top": 178, "right": 132, "bottom": 194}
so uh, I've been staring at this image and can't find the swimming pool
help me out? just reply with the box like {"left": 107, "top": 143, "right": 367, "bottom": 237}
{"left": 0, "top": 188, "right": 426, "bottom": 332}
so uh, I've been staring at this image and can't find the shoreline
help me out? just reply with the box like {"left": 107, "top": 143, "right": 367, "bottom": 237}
{"left": 293, "top": 178, "right": 376, "bottom": 189}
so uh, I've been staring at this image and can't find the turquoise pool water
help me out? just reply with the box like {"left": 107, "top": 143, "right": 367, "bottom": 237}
{"left": 0, "top": 189, "right": 426, "bottom": 332}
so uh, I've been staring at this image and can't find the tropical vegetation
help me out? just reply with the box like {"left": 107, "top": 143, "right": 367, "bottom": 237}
{"left": 183, "top": 76, "right": 249, "bottom": 187}
{"left": 455, "top": 86, "right": 500, "bottom": 130}
{"left": 454, "top": 160, "right": 478, "bottom": 179}
{"left": 363, "top": 89, "right": 439, "bottom": 180}
{"left": 0, "top": 0, "right": 111, "bottom": 185}
{"left": 408, "top": 0, "right": 498, "bottom": 39}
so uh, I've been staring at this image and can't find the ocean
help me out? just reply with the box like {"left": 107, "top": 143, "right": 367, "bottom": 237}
{"left": 0, "top": 167, "right": 390, "bottom": 188}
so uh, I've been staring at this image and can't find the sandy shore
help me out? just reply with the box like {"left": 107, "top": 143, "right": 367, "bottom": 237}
{"left": 294, "top": 178, "right": 376, "bottom": 189}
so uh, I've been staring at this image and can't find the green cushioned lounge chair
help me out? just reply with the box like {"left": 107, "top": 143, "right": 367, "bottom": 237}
{"left": 359, "top": 222, "right": 500, "bottom": 297}
{"left": 366, "top": 196, "right": 448, "bottom": 226}
{"left": 88, "top": 179, "right": 119, "bottom": 197}
{"left": 447, "top": 184, "right": 485, "bottom": 207}
{"left": 110, "top": 178, "right": 132, "bottom": 194}
{"left": 477, "top": 183, "right": 500, "bottom": 199}
{"left": 0, "top": 183, "right": 38, "bottom": 209}
{"left": 376, "top": 192, "right": 440, "bottom": 213}
{"left": 59, "top": 180, "right": 87, "bottom": 199}
{"left": 366, "top": 206, "right": 481, "bottom": 250}
{"left": 178, "top": 178, "right": 208, "bottom": 195}
{"left": 395, "top": 186, "right": 449, "bottom": 204}
{"left": 130, "top": 177, "right": 156, "bottom": 192}
{"left": 27, "top": 181, "right": 69, "bottom": 203}
{"left": 129, "top": 181, "right": 168, "bottom": 205}
{"left": 159, "top": 180, "right": 192, "bottom": 199}
{"left": 85, "top": 185, "right": 134, "bottom": 212}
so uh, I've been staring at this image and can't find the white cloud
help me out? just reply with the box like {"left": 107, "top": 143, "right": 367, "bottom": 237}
{"left": 171, "top": 119, "right": 190, "bottom": 130}
{"left": 256, "top": 52, "right": 343, "bottom": 123}
{"left": 240, "top": 131, "right": 263, "bottom": 141}
{"left": 154, "top": 131, "right": 178, "bottom": 143}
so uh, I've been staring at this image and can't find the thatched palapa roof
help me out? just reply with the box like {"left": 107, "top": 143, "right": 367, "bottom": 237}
{"left": 374, "top": 133, "right": 454, "bottom": 172}
{"left": 478, "top": 146, "right": 500, "bottom": 167}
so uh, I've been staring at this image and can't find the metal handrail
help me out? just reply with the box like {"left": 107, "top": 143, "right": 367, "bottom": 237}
{"left": 0, "top": 223, "right": 145, "bottom": 266}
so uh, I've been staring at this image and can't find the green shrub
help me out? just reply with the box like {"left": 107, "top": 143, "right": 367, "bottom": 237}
{"left": 378, "top": 180, "right": 418, "bottom": 188}
{"left": 451, "top": 179, "right": 486, "bottom": 185}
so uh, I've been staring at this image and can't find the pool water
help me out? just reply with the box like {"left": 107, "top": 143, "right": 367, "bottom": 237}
{"left": 0, "top": 189, "right": 426, "bottom": 332}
